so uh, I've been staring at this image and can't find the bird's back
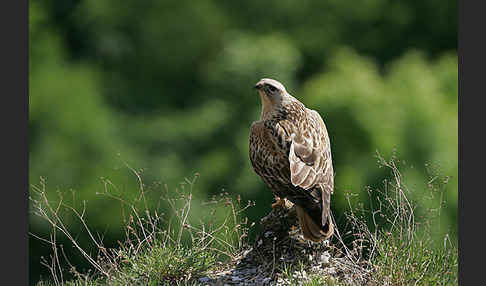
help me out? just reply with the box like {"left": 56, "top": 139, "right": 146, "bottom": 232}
{"left": 249, "top": 101, "right": 326, "bottom": 205}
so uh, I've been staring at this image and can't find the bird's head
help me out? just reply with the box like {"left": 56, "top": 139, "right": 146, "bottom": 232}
{"left": 254, "top": 78, "right": 289, "bottom": 118}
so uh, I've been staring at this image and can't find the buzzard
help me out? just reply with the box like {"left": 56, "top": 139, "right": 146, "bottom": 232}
{"left": 249, "top": 78, "right": 334, "bottom": 242}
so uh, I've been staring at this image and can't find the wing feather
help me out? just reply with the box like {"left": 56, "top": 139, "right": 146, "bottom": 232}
{"left": 288, "top": 109, "right": 334, "bottom": 225}
{"left": 289, "top": 109, "right": 333, "bottom": 191}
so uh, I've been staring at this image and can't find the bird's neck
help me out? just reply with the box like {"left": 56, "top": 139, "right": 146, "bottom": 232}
{"left": 260, "top": 93, "right": 298, "bottom": 121}
{"left": 259, "top": 93, "right": 278, "bottom": 120}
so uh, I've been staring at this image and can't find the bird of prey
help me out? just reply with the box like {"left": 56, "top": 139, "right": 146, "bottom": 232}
{"left": 249, "top": 78, "right": 334, "bottom": 242}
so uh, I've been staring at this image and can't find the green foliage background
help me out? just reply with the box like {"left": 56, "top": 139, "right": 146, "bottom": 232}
{"left": 29, "top": 0, "right": 457, "bottom": 284}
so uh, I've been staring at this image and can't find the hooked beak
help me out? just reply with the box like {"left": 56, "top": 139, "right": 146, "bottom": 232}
{"left": 254, "top": 79, "right": 265, "bottom": 90}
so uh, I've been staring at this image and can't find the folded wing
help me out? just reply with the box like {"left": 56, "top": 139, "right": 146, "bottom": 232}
{"left": 288, "top": 109, "right": 334, "bottom": 224}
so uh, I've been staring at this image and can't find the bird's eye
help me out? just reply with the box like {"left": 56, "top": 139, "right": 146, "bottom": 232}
{"left": 267, "top": 85, "right": 277, "bottom": 93}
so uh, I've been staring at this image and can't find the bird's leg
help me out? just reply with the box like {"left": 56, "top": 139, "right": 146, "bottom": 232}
{"left": 271, "top": 197, "right": 286, "bottom": 208}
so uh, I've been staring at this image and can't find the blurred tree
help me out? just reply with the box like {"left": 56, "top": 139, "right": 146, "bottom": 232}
{"left": 300, "top": 48, "right": 457, "bottom": 238}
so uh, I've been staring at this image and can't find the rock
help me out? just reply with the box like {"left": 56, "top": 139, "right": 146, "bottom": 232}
{"left": 199, "top": 277, "right": 210, "bottom": 283}
{"left": 196, "top": 203, "right": 370, "bottom": 285}
{"left": 320, "top": 251, "right": 331, "bottom": 265}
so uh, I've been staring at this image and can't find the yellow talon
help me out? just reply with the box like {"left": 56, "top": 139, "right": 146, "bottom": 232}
{"left": 271, "top": 197, "right": 286, "bottom": 209}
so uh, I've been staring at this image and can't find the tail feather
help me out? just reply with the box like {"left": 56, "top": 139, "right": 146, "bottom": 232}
{"left": 296, "top": 205, "right": 334, "bottom": 242}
